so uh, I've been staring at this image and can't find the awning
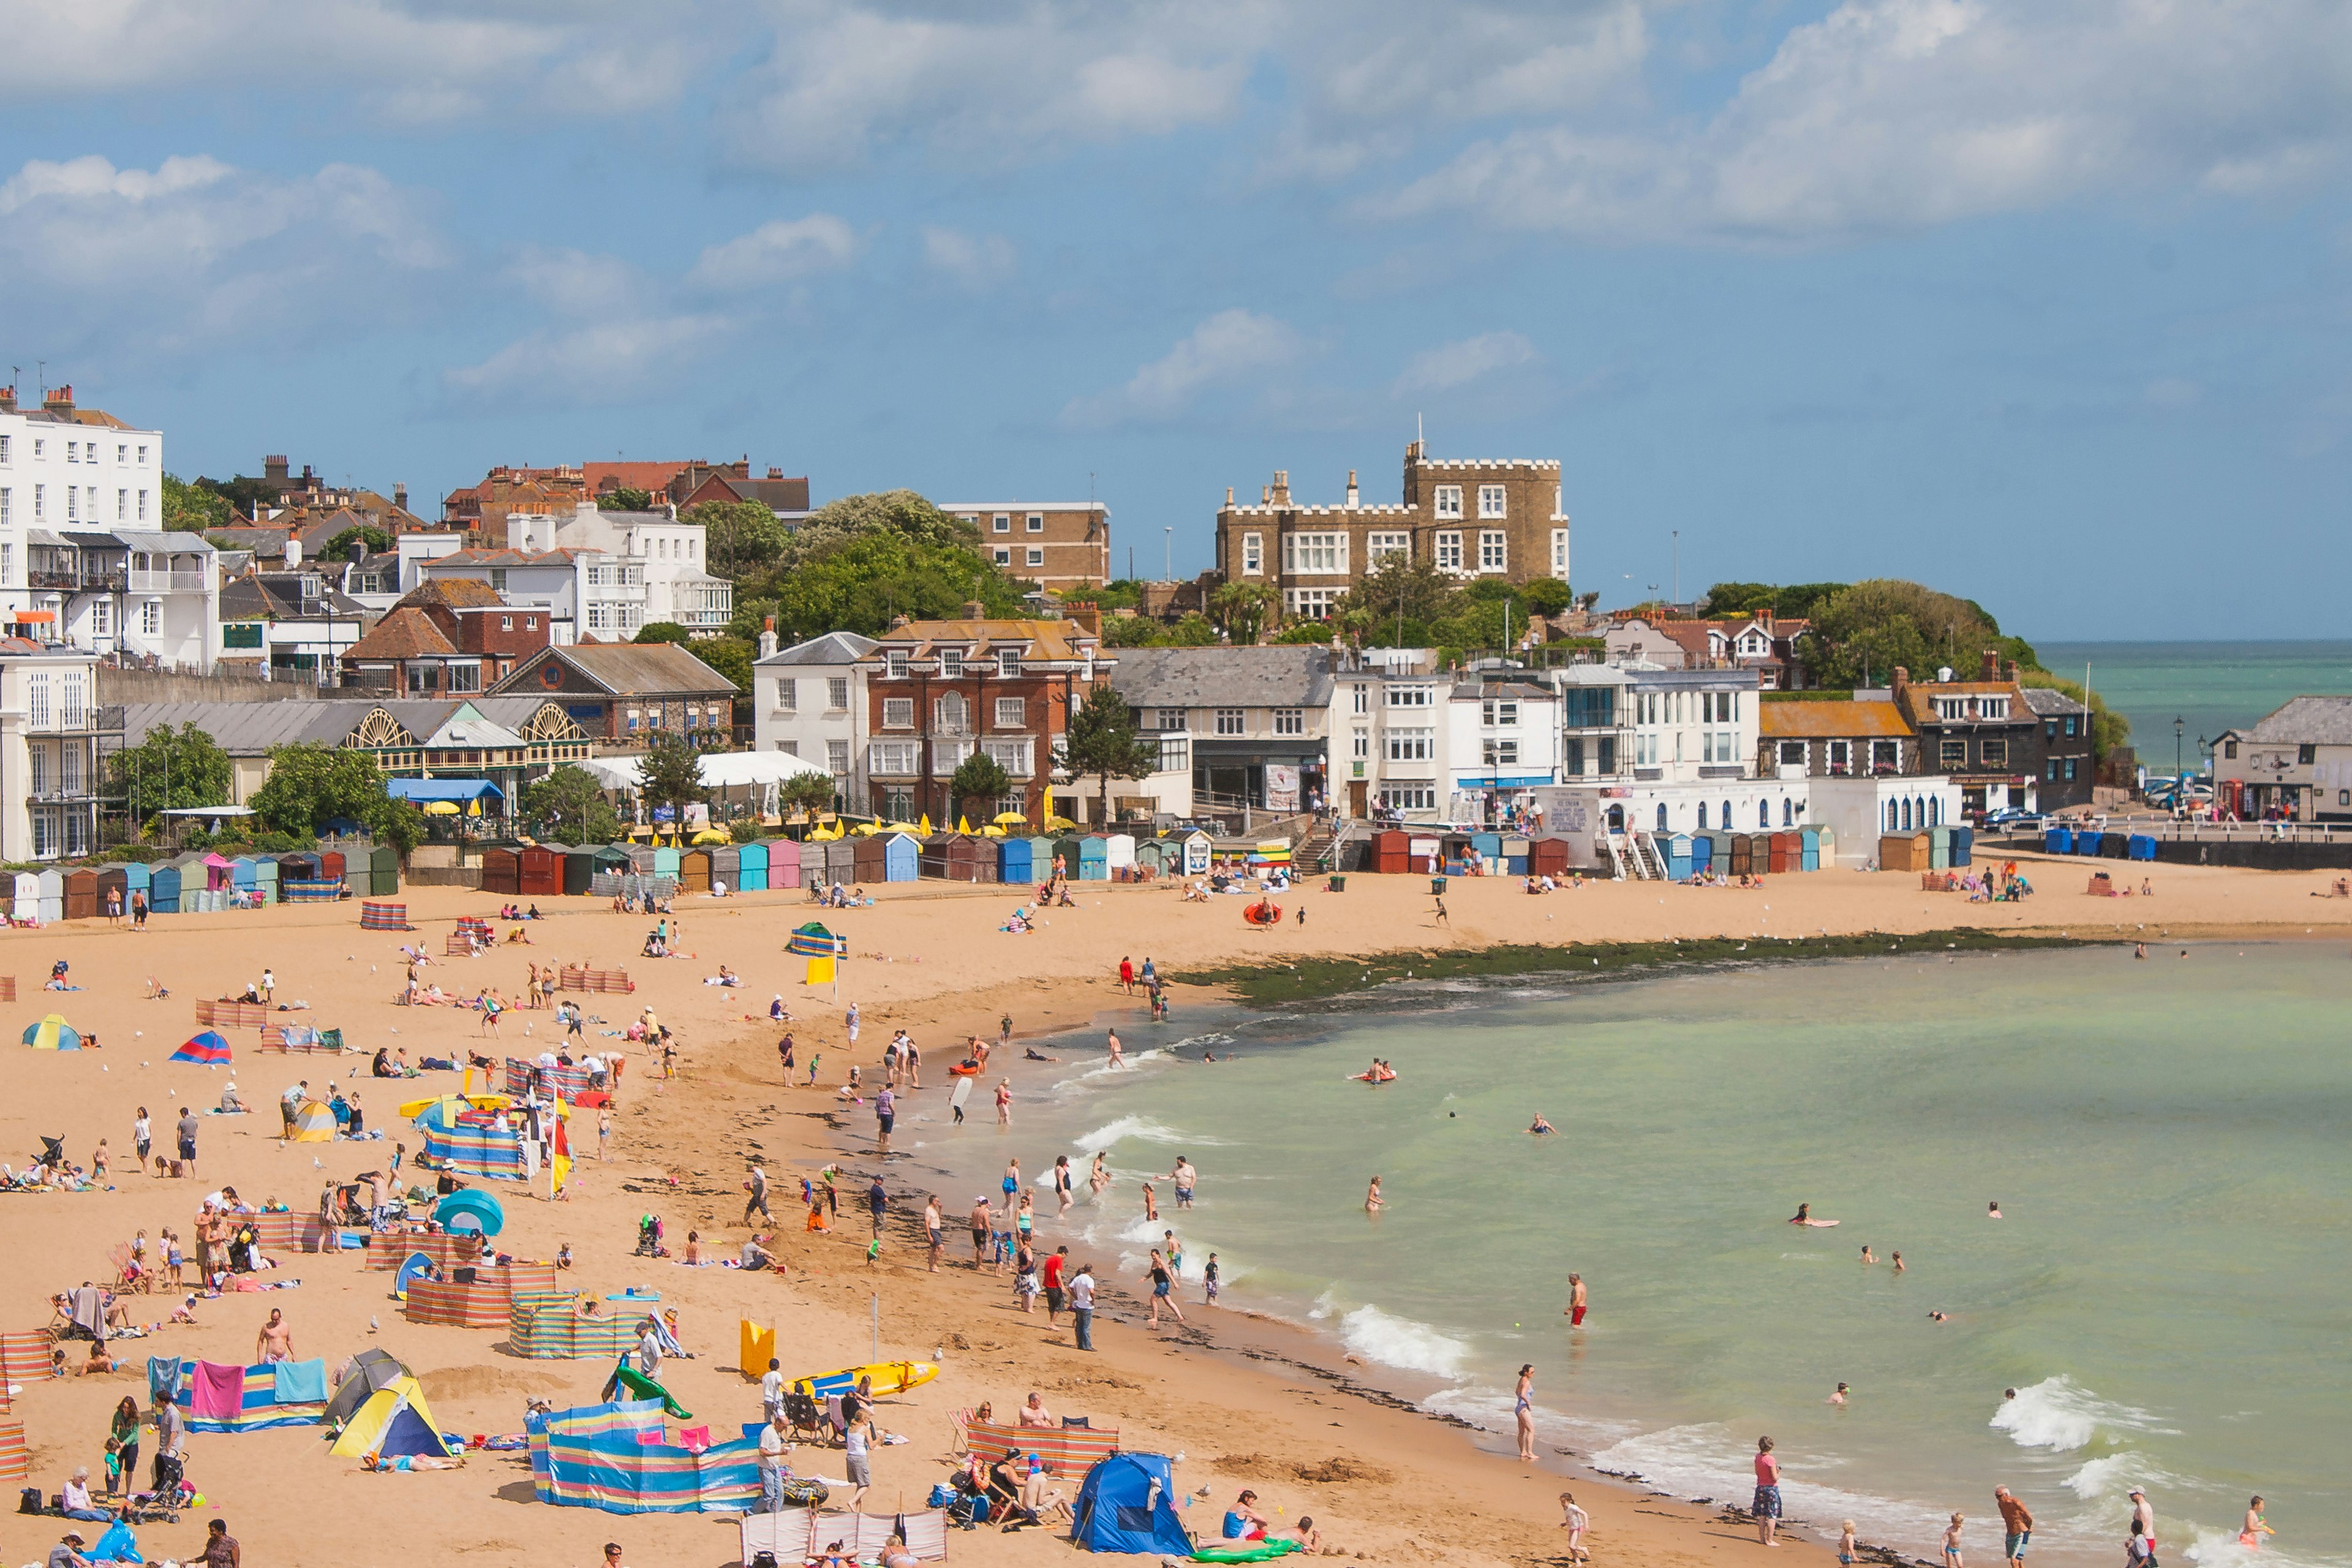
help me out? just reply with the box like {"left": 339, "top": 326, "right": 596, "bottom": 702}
{"left": 386, "top": 777, "right": 505, "bottom": 804}
{"left": 157, "top": 805, "right": 255, "bottom": 818}
{"left": 9, "top": 610, "right": 55, "bottom": 624}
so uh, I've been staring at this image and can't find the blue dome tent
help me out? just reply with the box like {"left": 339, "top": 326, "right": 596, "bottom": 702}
{"left": 1071, "top": 1453, "right": 1193, "bottom": 1556}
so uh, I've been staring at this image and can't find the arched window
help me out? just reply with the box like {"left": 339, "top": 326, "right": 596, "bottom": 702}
{"left": 1886, "top": 800, "right": 1899, "bottom": 832}
{"left": 1697, "top": 802, "right": 1708, "bottom": 829}
{"left": 1722, "top": 801, "right": 1733, "bottom": 829}
{"left": 1758, "top": 800, "right": 1771, "bottom": 829}
{"left": 934, "top": 692, "right": 968, "bottom": 733}
{"left": 1782, "top": 798, "right": 1795, "bottom": 827}
{"left": 1656, "top": 803, "right": 1669, "bottom": 832}
{"left": 1928, "top": 796, "right": 1939, "bottom": 826}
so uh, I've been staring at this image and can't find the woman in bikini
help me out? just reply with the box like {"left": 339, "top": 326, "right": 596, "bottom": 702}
{"left": 1515, "top": 1365, "right": 1537, "bottom": 1461}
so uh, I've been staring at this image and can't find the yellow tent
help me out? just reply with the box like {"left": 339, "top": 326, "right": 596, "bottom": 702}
{"left": 739, "top": 1318, "right": 776, "bottom": 1380}
{"left": 329, "top": 1374, "right": 456, "bottom": 1459}
{"left": 289, "top": 1100, "right": 337, "bottom": 1142}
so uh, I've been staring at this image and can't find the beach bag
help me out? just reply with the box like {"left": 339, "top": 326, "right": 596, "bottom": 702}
{"left": 778, "top": 1477, "right": 829, "bottom": 1507}
{"left": 751, "top": 1555, "right": 780, "bottom": 1568}
{"left": 18, "top": 1485, "right": 39, "bottom": 1514}
{"left": 929, "top": 1483, "right": 959, "bottom": 1509}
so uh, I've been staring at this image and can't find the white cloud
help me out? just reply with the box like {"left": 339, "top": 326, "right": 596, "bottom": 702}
{"left": 921, "top": 227, "right": 1017, "bottom": 290}
{"left": 1371, "top": 0, "right": 2352, "bottom": 246}
{"left": 1393, "top": 331, "right": 1537, "bottom": 393}
{"left": 687, "top": 215, "right": 859, "bottom": 294}
{"left": 0, "top": 153, "right": 447, "bottom": 354}
{"left": 0, "top": 0, "right": 714, "bottom": 124}
{"left": 443, "top": 312, "right": 735, "bottom": 404}
{"left": 1063, "top": 309, "right": 1305, "bottom": 428}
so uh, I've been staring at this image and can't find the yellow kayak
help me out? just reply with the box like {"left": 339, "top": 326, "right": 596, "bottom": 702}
{"left": 789, "top": 1360, "right": 938, "bottom": 1400}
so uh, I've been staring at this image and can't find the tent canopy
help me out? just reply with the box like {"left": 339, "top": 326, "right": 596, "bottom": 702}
{"left": 289, "top": 1100, "right": 337, "bottom": 1142}
{"left": 434, "top": 1189, "right": 505, "bottom": 1238}
{"left": 23, "top": 1014, "right": 81, "bottom": 1050}
{"left": 328, "top": 1374, "right": 457, "bottom": 1460}
{"left": 387, "top": 777, "right": 505, "bottom": 804}
{"left": 571, "top": 751, "right": 829, "bottom": 793}
{"left": 326, "top": 1348, "right": 410, "bottom": 1427}
{"left": 1072, "top": 1453, "right": 1193, "bottom": 1556}
{"left": 172, "top": 1030, "right": 233, "bottom": 1066}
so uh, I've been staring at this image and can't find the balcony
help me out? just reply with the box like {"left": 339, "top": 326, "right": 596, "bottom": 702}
{"left": 129, "top": 570, "right": 209, "bottom": 594}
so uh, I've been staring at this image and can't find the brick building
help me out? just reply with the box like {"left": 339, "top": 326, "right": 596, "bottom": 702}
{"left": 442, "top": 466, "right": 587, "bottom": 531}
{"left": 397, "top": 579, "right": 554, "bottom": 687}
{"left": 940, "top": 502, "right": 1110, "bottom": 592}
{"left": 854, "top": 614, "right": 1107, "bottom": 823}
{"left": 1211, "top": 439, "right": 1567, "bottom": 619}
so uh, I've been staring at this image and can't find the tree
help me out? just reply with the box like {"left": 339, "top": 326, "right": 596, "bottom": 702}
{"left": 1059, "top": 680, "right": 1156, "bottom": 823}
{"left": 687, "top": 499, "right": 793, "bottom": 581}
{"left": 1517, "top": 575, "right": 1574, "bottom": 617}
{"left": 597, "top": 486, "right": 654, "bottom": 512}
{"left": 694, "top": 636, "right": 755, "bottom": 695}
{"left": 633, "top": 622, "right": 691, "bottom": 645}
{"left": 162, "top": 474, "right": 231, "bottom": 534}
{"left": 1102, "top": 614, "right": 1166, "bottom": 647}
{"left": 1800, "top": 579, "right": 2005, "bottom": 688}
{"left": 109, "top": 722, "right": 234, "bottom": 825}
{"left": 522, "top": 764, "right": 622, "bottom": 843}
{"left": 779, "top": 771, "right": 837, "bottom": 816}
{"left": 949, "top": 750, "right": 1012, "bottom": 822}
{"left": 1210, "top": 580, "right": 1280, "bottom": 644}
{"left": 248, "top": 743, "right": 423, "bottom": 853}
{"left": 195, "top": 473, "right": 280, "bottom": 519}
{"left": 1166, "top": 612, "right": 1219, "bottom": 647}
{"left": 323, "top": 524, "right": 393, "bottom": 560}
{"left": 635, "top": 734, "right": 706, "bottom": 827}
{"left": 1272, "top": 620, "right": 1331, "bottom": 645}
{"left": 1332, "top": 557, "right": 1460, "bottom": 647}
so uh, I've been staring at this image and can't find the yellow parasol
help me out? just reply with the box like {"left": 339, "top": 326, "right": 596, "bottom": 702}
{"left": 918, "top": 814, "right": 933, "bottom": 835}
{"left": 1044, "top": 815, "right": 1077, "bottom": 832}
{"left": 956, "top": 816, "right": 973, "bottom": 835}
{"left": 421, "top": 800, "right": 461, "bottom": 816}
{"left": 992, "top": 811, "right": 1028, "bottom": 826}
{"left": 689, "top": 828, "right": 730, "bottom": 845}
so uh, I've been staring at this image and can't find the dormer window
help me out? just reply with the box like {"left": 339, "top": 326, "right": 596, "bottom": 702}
{"left": 997, "top": 648, "right": 1022, "bottom": 677}
{"left": 939, "top": 648, "right": 963, "bottom": 678}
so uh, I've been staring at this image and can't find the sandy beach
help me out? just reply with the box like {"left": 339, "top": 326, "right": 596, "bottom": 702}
{"left": 1, "top": 858, "right": 2345, "bottom": 1568}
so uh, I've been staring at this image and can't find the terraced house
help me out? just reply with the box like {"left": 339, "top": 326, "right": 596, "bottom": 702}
{"left": 1212, "top": 438, "right": 1569, "bottom": 619}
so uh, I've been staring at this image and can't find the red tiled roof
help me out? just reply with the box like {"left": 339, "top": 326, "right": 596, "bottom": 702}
{"left": 344, "top": 607, "right": 461, "bottom": 662}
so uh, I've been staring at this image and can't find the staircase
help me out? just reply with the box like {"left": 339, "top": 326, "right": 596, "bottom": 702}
{"left": 1605, "top": 835, "right": 1629, "bottom": 881}
{"left": 1298, "top": 817, "right": 1355, "bottom": 874}
{"left": 1627, "top": 831, "right": 1669, "bottom": 880}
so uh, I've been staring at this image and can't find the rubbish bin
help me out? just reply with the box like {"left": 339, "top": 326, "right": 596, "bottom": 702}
{"left": 1327, "top": 875, "right": 1347, "bottom": 892}
{"left": 1429, "top": 876, "right": 1449, "bottom": 895}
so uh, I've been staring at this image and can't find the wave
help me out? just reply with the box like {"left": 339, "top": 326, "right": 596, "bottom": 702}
{"left": 2062, "top": 1452, "right": 2188, "bottom": 1503}
{"left": 1335, "top": 1303, "right": 1471, "bottom": 1379}
{"left": 1991, "top": 1376, "right": 2164, "bottom": 1452}
{"left": 1069, "top": 1114, "right": 1209, "bottom": 1152}
{"left": 1590, "top": 1424, "right": 1951, "bottom": 1548}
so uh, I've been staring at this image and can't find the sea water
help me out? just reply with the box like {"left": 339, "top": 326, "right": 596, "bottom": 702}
{"left": 900, "top": 946, "right": 2351, "bottom": 1567}
{"left": 2035, "top": 641, "right": 2352, "bottom": 769}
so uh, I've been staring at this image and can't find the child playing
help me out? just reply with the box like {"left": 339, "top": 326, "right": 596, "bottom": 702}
{"left": 1839, "top": 1520, "right": 1858, "bottom": 1566}
{"left": 1943, "top": 1513, "right": 1965, "bottom": 1568}
{"left": 1561, "top": 1493, "right": 1589, "bottom": 1564}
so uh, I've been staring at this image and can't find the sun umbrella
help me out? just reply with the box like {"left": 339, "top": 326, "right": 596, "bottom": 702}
{"left": 690, "top": 829, "right": 729, "bottom": 845}
{"left": 22, "top": 1014, "right": 80, "bottom": 1050}
{"left": 1044, "top": 815, "right": 1077, "bottom": 832}
{"left": 992, "top": 811, "right": 1028, "bottom": 826}
{"left": 434, "top": 1189, "right": 505, "bottom": 1238}
{"left": 171, "top": 1030, "right": 233, "bottom": 1066}
{"left": 421, "top": 801, "right": 461, "bottom": 816}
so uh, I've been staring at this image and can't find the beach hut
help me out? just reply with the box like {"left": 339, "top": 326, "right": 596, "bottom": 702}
{"left": 1689, "top": 833, "right": 1714, "bottom": 877}
{"left": 1800, "top": 827, "right": 1820, "bottom": 872}
{"left": 254, "top": 856, "right": 279, "bottom": 905}
{"left": 1501, "top": 834, "right": 1530, "bottom": 876}
{"left": 883, "top": 832, "right": 920, "bottom": 883}
{"left": 34, "top": 869, "right": 62, "bottom": 924}
{"left": 1666, "top": 833, "right": 1693, "bottom": 881}
{"left": 823, "top": 839, "right": 859, "bottom": 884}
{"left": 148, "top": 859, "right": 182, "bottom": 914}
{"left": 557, "top": 845, "right": 595, "bottom": 896}
{"left": 761, "top": 838, "right": 800, "bottom": 893}
{"left": 519, "top": 843, "right": 566, "bottom": 898}
{"left": 1180, "top": 829, "right": 1213, "bottom": 877}
{"left": 94, "top": 866, "right": 127, "bottom": 918}
{"left": 651, "top": 845, "right": 680, "bottom": 881}
{"left": 1105, "top": 833, "right": 1137, "bottom": 875}
{"left": 1772, "top": 831, "right": 1801, "bottom": 875}
{"left": 735, "top": 840, "right": 767, "bottom": 892}
{"left": 587, "top": 844, "right": 631, "bottom": 892}
{"left": 317, "top": 850, "right": 347, "bottom": 889}
{"left": 229, "top": 854, "right": 261, "bottom": 899}
{"left": 1728, "top": 833, "right": 1751, "bottom": 877}
{"left": 62, "top": 867, "right": 99, "bottom": 921}
{"left": 851, "top": 832, "right": 888, "bottom": 883}
{"left": 1133, "top": 839, "right": 1168, "bottom": 878}
{"left": 1879, "top": 832, "right": 1931, "bottom": 873}
{"left": 1370, "top": 829, "right": 1411, "bottom": 875}
{"left": 1529, "top": 835, "right": 1569, "bottom": 878}
{"left": 277, "top": 851, "right": 322, "bottom": 884}
{"left": 369, "top": 843, "right": 400, "bottom": 897}
{"left": 998, "top": 835, "right": 1034, "bottom": 885}
{"left": 1953, "top": 825, "right": 1974, "bottom": 868}
{"left": 678, "top": 847, "right": 712, "bottom": 894}
{"left": 627, "top": 844, "right": 657, "bottom": 874}
{"left": 1814, "top": 824, "right": 1836, "bottom": 869}
{"left": 1470, "top": 831, "right": 1502, "bottom": 873}
{"left": 948, "top": 835, "right": 997, "bottom": 884}
{"left": 124, "top": 861, "right": 151, "bottom": 910}
{"left": 1928, "top": 825, "right": 1952, "bottom": 871}
{"left": 1078, "top": 835, "right": 1108, "bottom": 881}
{"left": 480, "top": 846, "right": 523, "bottom": 895}
{"left": 708, "top": 845, "right": 740, "bottom": 892}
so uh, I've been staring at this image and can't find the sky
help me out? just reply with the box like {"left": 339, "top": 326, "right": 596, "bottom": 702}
{"left": 3, "top": 0, "right": 2349, "bottom": 639}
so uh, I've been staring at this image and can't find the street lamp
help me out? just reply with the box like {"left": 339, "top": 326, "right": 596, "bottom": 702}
{"left": 2173, "top": 716, "right": 2185, "bottom": 789}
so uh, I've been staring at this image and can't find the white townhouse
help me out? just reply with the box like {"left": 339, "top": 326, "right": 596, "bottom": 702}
{"left": 0, "top": 639, "right": 106, "bottom": 861}
{"left": 0, "top": 385, "right": 167, "bottom": 623}
{"left": 752, "top": 627, "right": 877, "bottom": 809}
{"left": 508, "top": 503, "right": 733, "bottom": 634}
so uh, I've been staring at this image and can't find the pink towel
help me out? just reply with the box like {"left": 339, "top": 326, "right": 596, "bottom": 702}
{"left": 192, "top": 1360, "right": 245, "bottom": 1420}
{"left": 679, "top": 1425, "right": 710, "bottom": 1453}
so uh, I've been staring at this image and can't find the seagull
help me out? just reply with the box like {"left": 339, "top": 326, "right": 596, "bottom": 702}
{"left": 314, "top": 1157, "right": 324, "bottom": 1169}
{"left": 369, "top": 1316, "right": 380, "bottom": 1334}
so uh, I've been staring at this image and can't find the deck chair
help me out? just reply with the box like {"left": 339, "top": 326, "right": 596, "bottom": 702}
{"left": 947, "top": 1407, "right": 977, "bottom": 1455}
{"left": 782, "top": 1389, "right": 826, "bottom": 1446}
{"left": 107, "top": 1243, "right": 150, "bottom": 1296}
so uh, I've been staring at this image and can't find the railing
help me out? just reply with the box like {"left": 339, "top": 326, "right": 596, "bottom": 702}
{"left": 128, "top": 570, "right": 209, "bottom": 594}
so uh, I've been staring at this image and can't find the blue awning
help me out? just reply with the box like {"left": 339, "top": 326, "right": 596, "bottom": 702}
{"left": 387, "top": 777, "right": 505, "bottom": 804}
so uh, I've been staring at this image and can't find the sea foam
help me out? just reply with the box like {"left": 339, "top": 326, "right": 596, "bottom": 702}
{"left": 1335, "top": 1303, "right": 1470, "bottom": 1379}
{"left": 1991, "top": 1376, "right": 2163, "bottom": 1452}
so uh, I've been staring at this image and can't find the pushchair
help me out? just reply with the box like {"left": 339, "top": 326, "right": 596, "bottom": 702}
{"left": 633, "top": 1213, "right": 668, "bottom": 1258}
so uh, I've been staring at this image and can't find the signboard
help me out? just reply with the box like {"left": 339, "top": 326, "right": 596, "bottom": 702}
{"left": 222, "top": 623, "right": 265, "bottom": 649}
{"left": 1265, "top": 764, "right": 1300, "bottom": 813}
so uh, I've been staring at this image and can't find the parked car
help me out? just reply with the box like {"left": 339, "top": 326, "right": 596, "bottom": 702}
{"left": 1982, "top": 808, "right": 2042, "bottom": 834}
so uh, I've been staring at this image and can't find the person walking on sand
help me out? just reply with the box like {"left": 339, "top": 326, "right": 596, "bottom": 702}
{"left": 1565, "top": 1273, "right": 1588, "bottom": 1326}
{"left": 2128, "top": 1488, "right": 2157, "bottom": 1564}
{"left": 598, "top": 1106, "right": 612, "bottom": 1161}
{"left": 846, "top": 1001, "right": 860, "bottom": 1046}
{"left": 1432, "top": 895, "right": 1449, "bottom": 926}
{"left": 1069, "top": 1261, "right": 1096, "bottom": 1351}
{"left": 1943, "top": 1513, "right": 1966, "bottom": 1568}
{"left": 876, "top": 1084, "right": 896, "bottom": 1139}
{"left": 1119, "top": 956, "right": 1135, "bottom": 993}
{"left": 134, "top": 1107, "right": 151, "bottom": 1174}
{"left": 1516, "top": 1365, "right": 1538, "bottom": 1461}
{"left": 1143, "top": 1249, "right": 1184, "bottom": 1327}
{"left": 969, "top": 1197, "right": 992, "bottom": 1265}
{"left": 1996, "top": 1487, "right": 2032, "bottom": 1568}
{"left": 924, "top": 1196, "right": 943, "bottom": 1272}
{"left": 1754, "top": 1436, "right": 1782, "bottom": 1546}
{"left": 255, "top": 1308, "right": 294, "bottom": 1363}
{"left": 999, "top": 1012, "right": 1013, "bottom": 1047}
{"left": 745, "top": 1162, "right": 771, "bottom": 1225}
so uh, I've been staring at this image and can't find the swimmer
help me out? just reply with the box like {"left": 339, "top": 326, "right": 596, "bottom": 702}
{"left": 1893, "top": 1251, "right": 1905, "bottom": 1273}
{"left": 1023, "top": 1047, "right": 1060, "bottom": 1062}
{"left": 1988, "top": 1200, "right": 2003, "bottom": 1219}
{"left": 1790, "top": 1203, "right": 1839, "bottom": 1227}
{"left": 1529, "top": 1114, "right": 1555, "bottom": 1135}
{"left": 1830, "top": 1382, "right": 1849, "bottom": 1406}
{"left": 1861, "top": 1245, "right": 1877, "bottom": 1264}
{"left": 1365, "top": 1175, "right": 1384, "bottom": 1213}
{"left": 1929, "top": 1310, "right": 1950, "bottom": 1322}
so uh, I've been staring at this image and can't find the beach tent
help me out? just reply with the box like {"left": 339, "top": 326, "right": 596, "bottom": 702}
{"left": 326, "top": 1348, "right": 410, "bottom": 1428}
{"left": 786, "top": 922, "right": 844, "bottom": 958}
{"left": 330, "top": 1374, "right": 456, "bottom": 1460}
{"left": 1071, "top": 1453, "right": 1193, "bottom": 1556}
{"left": 739, "top": 1319, "right": 775, "bottom": 1379}
{"left": 23, "top": 1014, "right": 81, "bottom": 1051}
{"left": 393, "top": 1251, "right": 437, "bottom": 1302}
{"left": 172, "top": 1030, "right": 233, "bottom": 1066}
{"left": 434, "top": 1189, "right": 506, "bottom": 1238}
{"left": 290, "top": 1100, "right": 337, "bottom": 1141}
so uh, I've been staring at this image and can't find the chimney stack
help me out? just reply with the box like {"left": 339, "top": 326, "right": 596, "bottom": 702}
{"left": 0, "top": 386, "right": 13, "bottom": 412}
{"left": 767, "top": 466, "right": 783, "bottom": 480}
{"left": 44, "top": 385, "right": 74, "bottom": 412}
{"left": 1757, "top": 606, "right": 1773, "bottom": 629}
{"left": 264, "top": 455, "right": 289, "bottom": 483}
{"left": 1272, "top": 470, "right": 1291, "bottom": 505}
{"left": 731, "top": 456, "right": 751, "bottom": 478}
{"left": 1345, "top": 469, "right": 1359, "bottom": 507}
{"left": 1892, "top": 666, "right": 1909, "bottom": 698}
{"left": 1225, "top": 486, "right": 1235, "bottom": 507}
{"left": 1980, "top": 649, "right": 1999, "bottom": 682}
{"left": 393, "top": 482, "right": 409, "bottom": 513}
{"left": 757, "top": 615, "right": 778, "bottom": 660}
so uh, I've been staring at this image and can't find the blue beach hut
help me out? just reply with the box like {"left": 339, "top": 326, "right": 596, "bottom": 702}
{"left": 998, "top": 836, "right": 1033, "bottom": 885}
{"left": 124, "top": 861, "right": 151, "bottom": 907}
{"left": 735, "top": 840, "right": 767, "bottom": 892}
{"left": 1078, "top": 835, "right": 1108, "bottom": 881}
{"left": 1800, "top": 827, "right": 1820, "bottom": 872}
{"left": 1667, "top": 833, "right": 1693, "bottom": 881}
{"left": 883, "top": 832, "right": 920, "bottom": 883}
{"left": 1952, "top": 824, "right": 1973, "bottom": 867}
{"left": 149, "top": 860, "right": 183, "bottom": 914}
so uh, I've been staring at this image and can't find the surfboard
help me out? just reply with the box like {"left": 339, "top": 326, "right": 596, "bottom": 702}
{"left": 951, "top": 1077, "right": 974, "bottom": 1110}
{"left": 788, "top": 1359, "right": 939, "bottom": 1400}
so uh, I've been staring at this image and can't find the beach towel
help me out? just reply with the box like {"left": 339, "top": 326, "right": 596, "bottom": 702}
{"left": 87, "top": 1520, "right": 143, "bottom": 1562}
{"left": 271, "top": 1357, "right": 326, "bottom": 1404}
{"left": 192, "top": 1360, "right": 246, "bottom": 1422}
{"left": 146, "top": 1356, "right": 190, "bottom": 1406}
{"left": 68, "top": 1286, "right": 109, "bottom": 1343}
